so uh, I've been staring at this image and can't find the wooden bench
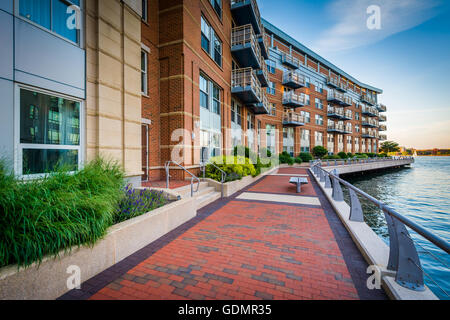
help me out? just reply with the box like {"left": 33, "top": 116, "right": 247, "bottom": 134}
{"left": 289, "top": 177, "right": 309, "bottom": 193}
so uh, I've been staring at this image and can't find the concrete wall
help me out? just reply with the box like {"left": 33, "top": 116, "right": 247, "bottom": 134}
{"left": 323, "top": 159, "right": 414, "bottom": 175}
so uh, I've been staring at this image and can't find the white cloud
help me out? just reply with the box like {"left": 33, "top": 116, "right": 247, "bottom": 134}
{"left": 312, "top": 0, "right": 443, "bottom": 53}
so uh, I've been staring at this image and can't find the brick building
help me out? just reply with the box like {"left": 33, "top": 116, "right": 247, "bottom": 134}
{"left": 139, "top": 0, "right": 387, "bottom": 182}
{"left": 0, "top": 0, "right": 387, "bottom": 186}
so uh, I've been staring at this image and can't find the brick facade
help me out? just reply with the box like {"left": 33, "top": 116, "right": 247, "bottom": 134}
{"left": 140, "top": 0, "right": 386, "bottom": 182}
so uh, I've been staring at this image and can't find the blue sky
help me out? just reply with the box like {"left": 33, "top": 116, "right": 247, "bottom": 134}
{"left": 259, "top": 0, "right": 450, "bottom": 149}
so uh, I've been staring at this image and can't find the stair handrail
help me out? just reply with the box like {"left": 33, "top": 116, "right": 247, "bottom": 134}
{"left": 165, "top": 160, "right": 200, "bottom": 197}
{"left": 201, "top": 161, "right": 227, "bottom": 198}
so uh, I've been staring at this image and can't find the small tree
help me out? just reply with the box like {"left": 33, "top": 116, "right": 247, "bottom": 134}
{"left": 312, "top": 146, "right": 328, "bottom": 159}
{"left": 380, "top": 141, "right": 400, "bottom": 154}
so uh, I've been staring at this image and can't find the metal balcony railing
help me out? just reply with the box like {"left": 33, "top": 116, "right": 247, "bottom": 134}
{"left": 344, "top": 110, "right": 353, "bottom": 120}
{"left": 231, "top": 24, "right": 262, "bottom": 68}
{"left": 379, "top": 124, "right": 387, "bottom": 131}
{"left": 362, "top": 105, "right": 379, "bottom": 117}
{"left": 342, "top": 95, "right": 353, "bottom": 106}
{"left": 282, "top": 71, "right": 306, "bottom": 89}
{"left": 327, "top": 105, "right": 344, "bottom": 118}
{"left": 379, "top": 114, "right": 387, "bottom": 122}
{"left": 379, "top": 134, "right": 387, "bottom": 141}
{"left": 361, "top": 93, "right": 377, "bottom": 106}
{"left": 257, "top": 32, "right": 269, "bottom": 59}
{"left": 231, "top": 67, "right": 262, "bottom": 103}
{"left": 281, "top": 52, "right": 302, "bottom": 69}
{"left": 328, "top": 121, "right": 345, "bottom": 132}
{"left": 231, "top": 0, "right": 263, "bottom": 34}
{"left": 378, "top": 103, "right": 387, "bottom": 112}
{"left": 282, "top": 91, "right": 306, "bottom": 107}
{"left": 327, "top": 90, "right": 344, "bottom": 103}
{"left": 283, "top": 111, "right": 305, "bottom": 125}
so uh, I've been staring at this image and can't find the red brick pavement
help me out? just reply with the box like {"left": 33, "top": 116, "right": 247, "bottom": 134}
{"left": 89, "top": 167, "right": 359, "bottom": 301}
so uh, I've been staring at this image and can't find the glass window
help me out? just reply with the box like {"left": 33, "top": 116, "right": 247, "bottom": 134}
{"left": 304, "top": 94, "right": 310, "bottom": 105}
{"left": 315, "top": 114, "right": 323, "bottom": 126}
{"left": 315, "top": 82, "right": 323, "bottom": 93}
{"left": 210, "top": 0, "right": 222, "bottom": 18}
{"left": 315, "top": 98, "right": 323, "bottom": 110}
{"left": 142, "top": 0, "right": 148, "bottom": 22}
{"left": 200, "top": 75, "right": 209, "bottom": 110}
{"left": 266, "top": 60, "right": 276, "bottom": 74}
{"left": 301, "top": 111, "right": 310, "bottom": 123}
{"left": 141, "top": 50, "right": 148, "bottom": 95}
{"left": 212, "top": 84, "right": 221, "bottom": 115}
{"left": 267, "top": 82, "right": 276, "bottom": 95}
{"left": 201, "top": 16, "right": 211, "bottom": 52}
{"left": 20, "top": 0, "right": 81, "bottom": 44}
{"left": 213, "top": 33, "right": 222, "bottom": 67}
{"left": 20, "top": 88, "right": 81, "bottom": 175}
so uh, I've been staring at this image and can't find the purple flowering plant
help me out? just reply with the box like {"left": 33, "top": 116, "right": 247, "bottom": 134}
{"left": 115, "top": 184, "right": 168, "bottom": 223}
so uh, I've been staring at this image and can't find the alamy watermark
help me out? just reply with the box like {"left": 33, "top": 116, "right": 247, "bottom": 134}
{"left": 66, "top": 5, "right": 82, "bottom": 31}
{"left": 367, "top": 5, "right": 381, "bottom": 30}
{"left": 366, "top": 265, "right": 382, "bottom": 290}
{"left": 66, "top": 265, "right": 81, "bottom": 290}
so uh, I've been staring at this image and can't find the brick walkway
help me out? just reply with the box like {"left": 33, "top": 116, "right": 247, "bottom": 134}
{"left": 60, "top": 167, "right": 386, "bottom": 300}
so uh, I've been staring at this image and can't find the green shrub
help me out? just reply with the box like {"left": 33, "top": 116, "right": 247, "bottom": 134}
{"left": 259, "top": 147, "right": 272, "bottom": 158}
{"left": 366, "top": 153, "right": 376, "bottom": 158}
{"left": 312, "top": 146, "right": 328, "bottom": 159}
{"left": 233, "top": 146, "right": 257, "bottom": 163}
{"left": 347, "top": 153, "right": 353, "bottom": 158}
{"left": 0, "top": 158, "right": 125, "bottom": 268}
{"left": 205, "top": 156, "right": 257, "bottom": 182}
{"left": 279, "top": 152, "right": 294, "bottom": 165}
{"left": 337, "top": 152, "right": 348, "bottom": 159}
{"left": 355, "top": 153, "right": 369, "bottom": 159}
{"left": 299, "top": 152, "right": 313, "bottom": 162}
{"left": 294, "top": 157, "right": 303, "bottom": 164}
{"left": 324, "top": 155, "right": 340, "bottom": 160}
{"left": 377, "top": 153, "right": 388, "bottom": 158}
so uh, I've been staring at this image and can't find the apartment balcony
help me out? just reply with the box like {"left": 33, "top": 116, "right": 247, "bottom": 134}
{"left": 282, "top": 91, "right": 306, "bottom": 108}
{"left": 379, "top": 124, "right": 387, "bottom": 131}
{"left": 282, "top": 71, "right": 305, "bottom": 89}
{"left": 248, "top": 91, "right": 270, "bottom": 115}
{"left": 231, "top": 68, "right": 262, "bottom": 104}
{"left": 327, "top": 90, "right": 344, "bottom": 104}
{"left": 281, "top": 53, "right": 302, "bottom": 70}
{"left": 342, "top": 95, "right": 353, "bottom": 107}
{"left": 326, "top": 77, "right": 340, "bottom": 89}
{"left": 283, "top": 111, "right": 305, "bottom": 127}
{"left": 362, "top": 129, "right": 377, "bottom": 139}
{"left": 257, "top": 33, "right": 269, "bottom": 60}
{"left": 379, "top": 134, "right": 387, "bottom": 141}
{"left": 361, "top": 93, "right": 376, "bottom": 106}
{"left": 231, "top": 0, "right": 262, "bottom": 35}
{"left": 362, "top": 105, "right": 379, "bottom": 117}
{"left": 343, "top": 111, "right": 353, "bottom": 121}
{"left": 344, "top": 126, "right": 353, "bottom": 135}
{"left": 231, "top": 25, "right": 262, "bottom": 69}
{"left": 377, "top": 103, "right": 387, "bottom": 112}
{"left": 379, "top": 114, "right": 387, "bottom": 122}
{"left": 255, "top": 53, "right": 269, "bottom": 87}
{"left": 327, "top": 122, "right": 345, "bottom": 133}
{"left": 327, "top": 105, "right": 344, "bottom": 119}
{"left": 362, "top": 119, "right": 379, "bottom": 128}
{"left": 337, "top": 81, "right": 348, "bottom": 93}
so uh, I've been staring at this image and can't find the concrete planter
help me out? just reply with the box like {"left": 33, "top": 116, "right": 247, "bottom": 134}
{"left": 0, "top": 194, "right": 197, "bottom": 300}
{"left": 204, "top": 165, "right": 279, "bottom": 197}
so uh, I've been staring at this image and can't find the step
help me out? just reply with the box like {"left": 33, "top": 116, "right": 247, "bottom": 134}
{"left": 173, "top": 181, "right": 209, "bottom": 196}
{"left": 179, "top": 186, "right": 216, "bottom": 199}
{"left": 196, "top": 191, "right": 222, "bottom": 210}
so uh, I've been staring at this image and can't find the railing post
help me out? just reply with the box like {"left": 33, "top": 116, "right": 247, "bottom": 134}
{"left": 349, "top": 188, "right": 364, "bottom": 222}
{"left": 325, "top": 173, "right": 332, "bottom": 189}
{"left": 331, "top": 170, "right": 344, "bottom": 201}
{"left": 165, "top": 163, "right": 170, "bottom": 189}
{"left": 191, "top": 179, "right": 194, "bottom": 197}
{"left": 334, "top": 160, "right": 337, "bottom": 166}
{"left": 392, "top": 216, "right": 425, "bottom": 291}
{"left": 319, "top": 168, "right": 326, "bottom": 182}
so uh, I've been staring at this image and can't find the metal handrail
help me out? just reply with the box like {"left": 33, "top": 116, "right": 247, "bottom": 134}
{"left": 165, "top": 161, "right": 200, "bottom": 197}
{"left": 201, "top": 161, "right": 227, "bottom": 198}
{"left": 310, "top": 161, "right": 450, "bottom": 292}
